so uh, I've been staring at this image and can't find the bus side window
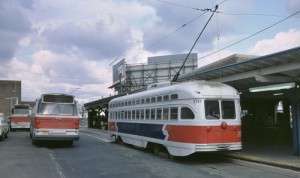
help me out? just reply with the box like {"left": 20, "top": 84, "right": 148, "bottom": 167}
{"left": 181, "top": 107, "right": 195, "bottom": 119}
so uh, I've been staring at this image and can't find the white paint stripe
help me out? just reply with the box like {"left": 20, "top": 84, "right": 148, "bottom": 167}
{"left": 49, "top": 152, "right": 66, "bottom": 178}
{"left": 81, "top": 133, "right": 112, "bottom": 143}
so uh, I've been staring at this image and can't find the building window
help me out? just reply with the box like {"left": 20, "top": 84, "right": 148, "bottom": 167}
{"left": 221, "top": 100, "right": 236, "bottom": 119}
{"left": 156, "top": 108, "right": 162, "bottom": 120}
{"left": 205, "top": 100, "right": 220, "bottom": 119}
{"left": 141, "top": 99, "right": 145, "bottom": 104}
{"left": 181, "top": 107, "right": 195, "bottom": 119}
{"left": 151, "top": 108, "right": 156, "bottom": 120}
{"left": 162, "top": 108, "right": 169, "bottom": 120}
{"left": 171, "top": 94, "right": 178, "bottom": 100}
{"left": 145, "top": 109, "right": 150, "bottom": 120}
{"left": 170, "top": 107, "right": 178, "bottom": 120}
{"left": 157, "top": 96, "right": 162, "bottom": 102}
{"left": 136, "top": 99, "right": 140, "bottom": 105}
{"left": 163, "top": 95, "right": 169, "bottom": 101}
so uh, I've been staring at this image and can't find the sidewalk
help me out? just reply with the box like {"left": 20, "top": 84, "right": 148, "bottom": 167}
{"left": 227, "top": 145, "right": 300, "bottom": 171}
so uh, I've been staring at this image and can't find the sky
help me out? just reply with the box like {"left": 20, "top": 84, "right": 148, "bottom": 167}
{"left": 0, "top": 0, "right": 300, "bottom": 103}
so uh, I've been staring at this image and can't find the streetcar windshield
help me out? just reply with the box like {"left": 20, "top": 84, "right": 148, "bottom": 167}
{"left": 38, "top": 102, "right": 77, "bottom": 116}
{"left": 205, "top": 100, "right": 236, "bottom": 119}
{"left": 13, "top": 108, "right": 29, "bottom": 115}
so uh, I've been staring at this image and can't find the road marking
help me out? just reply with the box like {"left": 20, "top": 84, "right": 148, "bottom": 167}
{"left": 81, "top": 132, "right": 112, "bottom": 143}
{"left": 49, "top": 152, "right": 66, "bottom": 178}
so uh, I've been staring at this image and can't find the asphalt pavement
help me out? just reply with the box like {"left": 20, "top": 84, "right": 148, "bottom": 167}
{"left": 0, "top": 131, "right": 299, "bottom": 178}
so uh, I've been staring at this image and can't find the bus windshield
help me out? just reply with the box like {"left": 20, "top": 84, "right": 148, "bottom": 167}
{"left": 38, "top": 102, "right": 77, "bottom": 116}
{"left": 13, "top": 108, "right": 29, "bottom": 115}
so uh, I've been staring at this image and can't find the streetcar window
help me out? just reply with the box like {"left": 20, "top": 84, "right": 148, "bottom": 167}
{"left": 136, "top": 110, "right": 140, "bottom": 120}
{"left": 132, "top": 110, "right": 136, "bottom": 120}
{"left": 151, "top": 97, "right": 156, "bottom": 103}
{"left": 156, "top": 108, "right": 162, "bottom": 120}
{"left": 121, "top": 111, "right": 125, "bottom": 119}
{"left": 181, "top": 107, "right": 195, "bottom": 119}
{"left": 170, "top": 107, "right": 178, "bottom": 120}
{"left": 125, "top": 111, "right": 128, "bottom": 119}
{"left": 145, "top": 109, "right": 150, "bottom": 120}
{"left": 162, "top": 108, "right": 169, "bottom": 120}
{"left": 146, "top": 98, "right": 150, "bottom": 103}
{"left": 163, "top": 95, "right": 169, "bottom": 101}
{"left": 157, "top": 96, "right": 162, "bottom": 102}
{"left": 140, "top": 109, "right": 144, "bottom": 120}
{"left": 205, "top": 100, "right": 220, "bottom": 119}
{"left": 222, "top": 100, "right": 236, "bottom": 119}
{"left": 141, "top": 99, "right": 145, "bottom": 104}
{"left": 128, "top": 110, "right": 131, "bottom": 120}
{"left": 151, "top": 108, "right": 156, "bottom": 120}
{"left": 171, "top": 94, "right": 178, "bottom": 100}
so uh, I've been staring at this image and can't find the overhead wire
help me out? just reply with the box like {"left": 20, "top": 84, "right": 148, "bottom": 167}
{"left": 197, "top": 9, "right": 300, "bottom": 61}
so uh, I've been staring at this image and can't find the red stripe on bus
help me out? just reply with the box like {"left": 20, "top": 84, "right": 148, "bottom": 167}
{"left": 34, "top": 117, "right": 79, "bottom": 129}
{"left": 165, "top": 125, "right": 241, "bottom": 144}
{"left": 10, "top": 116, "right": 30, "bottom": 123}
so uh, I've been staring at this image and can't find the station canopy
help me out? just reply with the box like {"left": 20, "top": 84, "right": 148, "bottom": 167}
{"left": 178, "top": 46, "right": 300, "bottom": 92}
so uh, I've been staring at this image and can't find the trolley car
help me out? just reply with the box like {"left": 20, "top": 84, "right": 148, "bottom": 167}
{"left": 9, "top": 104, "right": 31, "bottom": 131}
{"left": 108, "top": 81, "right": 242, "bottom": 156}
{"left": 30, "top": 93, "right": 80, "bottom": 144}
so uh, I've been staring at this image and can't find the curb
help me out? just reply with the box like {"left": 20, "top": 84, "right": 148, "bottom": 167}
{"left": 227, "top": 154, "right": 300, "bottom": 171}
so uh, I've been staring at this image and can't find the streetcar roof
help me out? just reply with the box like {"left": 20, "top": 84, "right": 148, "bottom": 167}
{"left": 110, "top": 80, "right": 239, "bottom": 103}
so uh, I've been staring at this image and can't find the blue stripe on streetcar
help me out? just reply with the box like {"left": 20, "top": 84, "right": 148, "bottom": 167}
{"left": 116, "top": 122, "right": 165, "bottom": 140}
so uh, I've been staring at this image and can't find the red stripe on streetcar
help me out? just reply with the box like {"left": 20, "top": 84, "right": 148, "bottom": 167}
{"left": 165, "top": 125, "right": 241, "bottom": 144}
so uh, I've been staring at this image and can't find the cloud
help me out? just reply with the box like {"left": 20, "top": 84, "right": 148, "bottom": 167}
{"left": 249, "top": 29, "right": 300, "bottom": 55}
{"left": 0, "top": 50, "right": 112, "bottom": 102}
{"left": 0, "top": 1, "right": 31, "bottom": 62}
{"left": 287, "top": 0, "right": 300, "bottom": 13}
